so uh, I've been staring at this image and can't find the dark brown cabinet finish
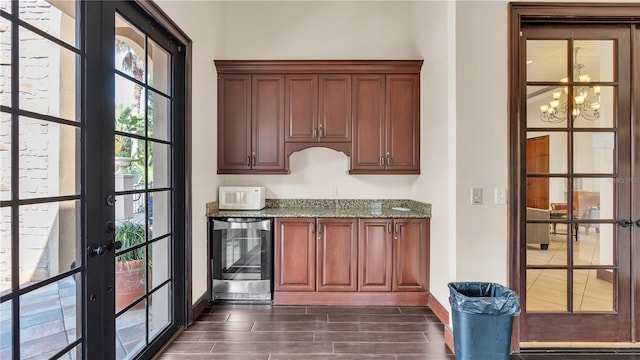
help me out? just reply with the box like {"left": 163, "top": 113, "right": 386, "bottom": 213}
{"left": 392, "top": 218, "right": 428, "bottom": 291}
{"left": 358, "top": 218, "right": 393, "bottom": 292}
{"left": 275, "top": 218, "right": 316, "bottom": 292}
{"left": 359, "top": 218, "right": 428, "bottom": 292}
{"left": 285, "top": 74, "right": 318, "bottom": 142}
{"left": 215, "top": 60, "right": 422, "bottom": 175}
{"left": 351, "top": 74, "right": 420, "bottom": 174}
{"left": 317, "top": 218, "right": 358, "bottom": 292}
{"left": 318, "top": 74, "right": 352, "bottom": 142}
{"left": 217, "top": 74, "right": 286, "bottom": 174}
{"left": 385, "top": 75, "right": 420, "bottom": 172}
{"left": 275, "top": 216, "right": 430, "bottom": 306}
{"left": 351, "top": 75, "right": 386, "bottom": 172}
{"left": 217, "top": 74, "right": 252, "bottom": 172}
{"left": 285, "top": 74, "right": 351, "bottom": 145}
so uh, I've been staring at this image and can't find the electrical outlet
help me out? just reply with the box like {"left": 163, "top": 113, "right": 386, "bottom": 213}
{"left": 471, "top": 188, "right": 483, "bottom": 205}
{"left": 495, "top": 188, "right": 506, "bottom": 205}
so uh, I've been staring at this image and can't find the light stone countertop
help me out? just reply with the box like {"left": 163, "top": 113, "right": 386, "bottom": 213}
{"left": 206, "top": 199, "right": 431, "bottom": 218}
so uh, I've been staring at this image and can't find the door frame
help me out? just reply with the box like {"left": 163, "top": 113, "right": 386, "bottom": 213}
{"left": 84, "top": 1, "right": 192, "bottom": 358}
{"left": 508, "top": 2, "right": 640, "bottom": 350}
{"left": 134, "top": 0, "right": 194, "bottom": 326}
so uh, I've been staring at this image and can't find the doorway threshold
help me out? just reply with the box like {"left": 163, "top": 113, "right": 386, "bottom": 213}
{"left": 520, "top": 342, "right": 640, "bottom": 350}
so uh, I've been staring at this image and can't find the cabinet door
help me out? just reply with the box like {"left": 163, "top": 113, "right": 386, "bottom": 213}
{"left": 392, "top": 218, "right": 428, "bottom": 292}
{"left": 217, "top": 74, "right": 251, "bottom": 173}
{"left": 358, "top": 218, "right": 392, "bottom": 291}
{"left": 385, "top": 74, "right": 420, "bottom": 173}
{"left": 275, "top": 218, "right": 316, "bottom": 291}
{"left": 318, "top": 74, "right": 351, "bottom": 142}
{"left": 317, "top": 218, "right": 357, "bottom": 292}
{"left": 285, "top": 74, "right": 318, "bottom": 142}
{"left": 351, "top": 75, "right": 386, "bottom": 173}
{"left": 252, "top": 75, "right": 286, "bottom": 171}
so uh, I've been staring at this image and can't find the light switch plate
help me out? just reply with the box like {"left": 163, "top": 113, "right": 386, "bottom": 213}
{"left": 471, "top": 188, "right": 483, "bottom": 205}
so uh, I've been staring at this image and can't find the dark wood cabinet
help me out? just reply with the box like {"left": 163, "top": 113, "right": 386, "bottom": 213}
{"left": 217, "top": 74, "right": 252, "bottom": 172}
{"left": 358, "top": 218, "right": 392, "bottom": 292}
{"left": 318, "top": 74, "right": 351, "bottom": 142}
{"left": 274, "top": 218, "right": 316, "bottom": 292}
{"left": 392, "top": 218, "right": 428, "bottom": 291}
{"left": 351, "top": 74, "right": 420, "bottom": 174}
{"left": 215, "top": 60, "right": 421, "bottom": 175}
{"left": 217, "top": 74, "right": 286, "bottom": 174}
{"left": 385, "top": 75, "right": 420, "bottom": 172}
{"left": 285, "top": 74, "right": 351, "bottom": 144}
{"left": 351, "top": 75, "right": 386, "bottom": 172}
{"left": 275, "top": 216, "right": 429, "bottom": 305}
{"left": 359, "top": 218, "right": 428, "bottom": 292}
{"left": 317, "top": 218, "right": 357, "bottom": 292}
{"left": 285, "top": 74, "right": 318, "bottom": 142}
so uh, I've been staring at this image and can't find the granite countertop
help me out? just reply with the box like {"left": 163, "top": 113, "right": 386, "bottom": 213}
{"left": 206, "top": 199, "right": 431, "bottom": 219}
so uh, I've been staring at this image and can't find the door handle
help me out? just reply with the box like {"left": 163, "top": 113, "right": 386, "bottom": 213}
{"left": 617, "top": 219, "right": 634, "bottom": 228}
{"left": 247, "top": 155, "right": 251, "bottom": 167}
{"left": 106, "top": 240, "right": 122, "bottom": 251}
{"left": 319, "top": 124, "right": 324, "bottom": 137}
{"left": 313, "top": 128, "right": 318, "bottom": 139}
{"left": 89, "top": 244, "right": 107, "bottom": 257}
{"left": 252, "top": 152, "right": 256, "bottom": 166}
{"left": 385, "top": 152, "right": 391, "bottom": 167}
{"left": 380, "top": 156, "right": 385, "bottom": 168}
{"left": 636, "top": 219, "right": 640, "bottom": 228}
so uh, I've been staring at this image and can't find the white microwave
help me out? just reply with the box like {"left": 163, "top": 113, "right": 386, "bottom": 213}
{"left": 218, "top": 186, "right": 266, "bottom": 210}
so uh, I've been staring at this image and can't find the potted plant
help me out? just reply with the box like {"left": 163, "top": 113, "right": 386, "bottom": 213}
{"left": 115, "top": 220, "right": 148, "bottom": 310}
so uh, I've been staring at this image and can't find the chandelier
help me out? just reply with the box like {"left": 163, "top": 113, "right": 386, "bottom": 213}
{"left": 539, "top": 47, "right": 601, "bottom": 124}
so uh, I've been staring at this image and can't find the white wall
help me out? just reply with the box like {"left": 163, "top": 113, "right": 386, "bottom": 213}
{"left": 454, "top": 1, "right": 508, "bottom": 284}
{"left": 153, "top": 0, "right": 223, "bottom": 302}
{"left": 409, "top": 0, "right": 457, "bottom": 311}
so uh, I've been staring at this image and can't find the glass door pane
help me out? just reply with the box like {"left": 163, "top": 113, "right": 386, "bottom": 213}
{"left": 0, "top": 2, "right": 83, "bottom": 359}
{"left": 521, "top": 24, "right": 632, "bottom": 342}
{"left": 114, "top": 11, "right": 174, "bottom": 358}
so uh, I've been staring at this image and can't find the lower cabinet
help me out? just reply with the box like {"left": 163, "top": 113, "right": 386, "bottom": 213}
{"left": 274, "top": 217, "right": 357, "bottom": 292}
{"left": 274, "top": 218, "right": 316, "bottom": 291}
{"left": 358, "top": 218, "right": 428, "bottom": 292}
{"left": 275, "top": 217, "right": 430, "bottom": 305}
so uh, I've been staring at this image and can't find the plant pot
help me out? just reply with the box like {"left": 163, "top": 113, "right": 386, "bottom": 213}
{"left": 115, "top": 260, "right": 147, "bottom": 311}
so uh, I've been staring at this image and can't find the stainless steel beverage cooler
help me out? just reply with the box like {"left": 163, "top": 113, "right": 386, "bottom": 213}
{"left": 210, "top": 217, "right": 273, "bottom": 303}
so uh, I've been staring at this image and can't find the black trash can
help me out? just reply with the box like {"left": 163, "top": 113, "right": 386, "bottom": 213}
{"left": 448, "top": 282, "right": 520, "bottom": 360}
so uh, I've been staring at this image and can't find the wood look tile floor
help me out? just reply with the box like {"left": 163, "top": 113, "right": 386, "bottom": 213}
{"left": 155, "top": 305, "right": 640, "bottom": 360}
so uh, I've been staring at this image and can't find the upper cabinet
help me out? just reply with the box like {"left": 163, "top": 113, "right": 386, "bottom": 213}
{"left": 285, "top": 74, "right": 351, "bottom": 143}
{"left": 351, "top": 74, "right": 420, "bottom": 174}
{"left": 217, "top": 74, "right": 286, "bottom": 174}
{"left": 215, "top": 60, "right": 422, "bottom": 175}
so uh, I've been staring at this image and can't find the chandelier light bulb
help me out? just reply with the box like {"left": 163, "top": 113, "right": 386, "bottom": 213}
{"left": 538, "top": 47, "right": 600, "bottom": 124}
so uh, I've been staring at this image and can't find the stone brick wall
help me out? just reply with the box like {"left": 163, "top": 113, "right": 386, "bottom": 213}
{"left": 0, "top": 1, "right": 60, "bottom": 287}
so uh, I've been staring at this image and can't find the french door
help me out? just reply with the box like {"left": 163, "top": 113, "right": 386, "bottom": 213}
{"left": 516, "top": 23, "right": 638, "bottom": 343}
{"left": 0, "top": 1, "right": 186, "bottom": 359}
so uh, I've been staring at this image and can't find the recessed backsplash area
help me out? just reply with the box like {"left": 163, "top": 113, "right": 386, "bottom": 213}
{"left": 218, "top": 147, "right": 419, "bottom": 200}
